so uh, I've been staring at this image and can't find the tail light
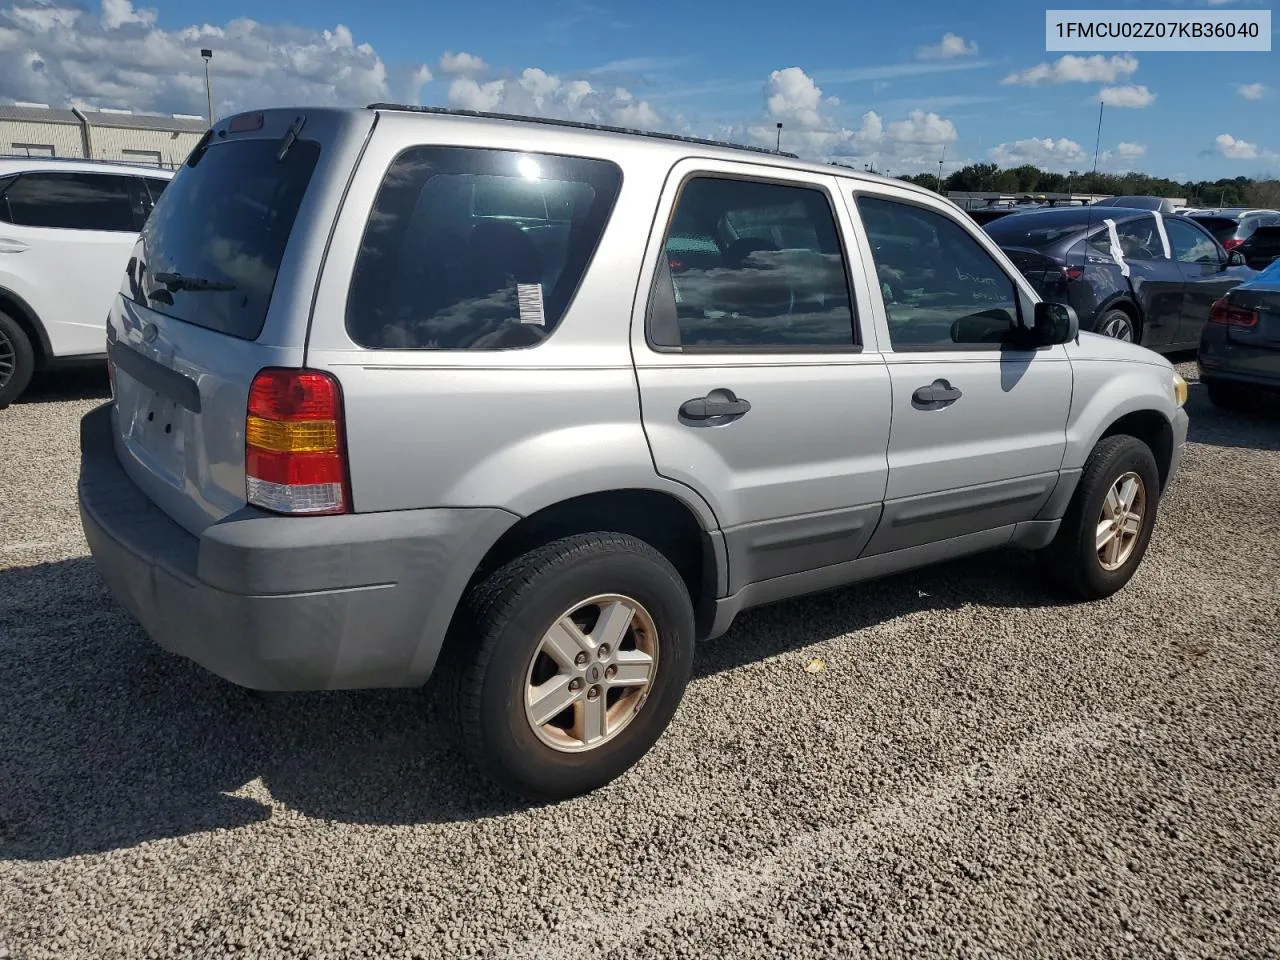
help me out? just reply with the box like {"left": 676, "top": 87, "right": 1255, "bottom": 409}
{"left": 1208, "top": 298, "right": 1259, "bottom": 328}
{"left": 1223, "top": 238, "right": 1244, "bottom": 251}
{"left": 1061, "top": 265, "right": 1085, "bottom": 282}
{"left": 245, "top": 368, "right": 349, "bottom": 515}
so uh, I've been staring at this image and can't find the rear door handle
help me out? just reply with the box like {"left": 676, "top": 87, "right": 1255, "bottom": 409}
{"left": 0, "top": 237, "right": 28, "bottom": 254}
{"left": 679, "top": 389, "right": 751, "bottom": 423}
{"left": 912, "top": 379, "right": 962, "bottom": 409}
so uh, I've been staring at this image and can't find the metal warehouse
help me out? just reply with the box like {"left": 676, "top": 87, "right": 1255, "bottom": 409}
{"left": 0, "top": 103, "right": 207, "bottom": 169}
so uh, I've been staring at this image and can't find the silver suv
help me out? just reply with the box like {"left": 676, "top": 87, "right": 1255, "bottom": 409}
{"left": 78, "top": 105, "right": 1190, "bottom": 799}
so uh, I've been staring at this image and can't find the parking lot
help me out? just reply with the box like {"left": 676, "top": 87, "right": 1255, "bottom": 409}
{"left": 1, "top": 360, "right": 1278, "bottom": 960}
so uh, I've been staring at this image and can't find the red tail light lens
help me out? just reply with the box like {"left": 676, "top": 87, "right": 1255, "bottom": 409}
{"left": 1223, "top": 238, "right": 1244, "bottom": 251}
{"left": 1208, "top": 298, "right": 1259, "bottom": 327}
{"left": 1062, "top": 265, "right": 1085, "bottom": 282}
{"left": 245, "top": 368, "right": 349, "bottom": 515}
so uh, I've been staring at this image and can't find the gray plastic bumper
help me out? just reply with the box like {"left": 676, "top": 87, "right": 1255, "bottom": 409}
{"left": 77, "top": 404, "right": 518, "bottom": 691}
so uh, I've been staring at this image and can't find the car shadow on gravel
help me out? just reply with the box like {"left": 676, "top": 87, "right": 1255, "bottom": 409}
{"left": 1183, "top": 382, "right": 1280, "bottom": 451}
{"left": 16, "top": 367, "right": 111, "bottom": 404}
{"left": 0, "top": 545, "right": 1069, "bottom": 860}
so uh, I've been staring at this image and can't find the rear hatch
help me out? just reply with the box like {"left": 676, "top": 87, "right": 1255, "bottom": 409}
{"left": 107, "top": 108, "right": 374, "bottom": 535}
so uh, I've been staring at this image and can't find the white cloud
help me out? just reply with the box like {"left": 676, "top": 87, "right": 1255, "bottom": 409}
{"left": 729, "top": 68, "right": 959, "bottom": 172}
{"left": 447, "top": 67, "right": 663, "bottom": 129}
{"left": 1238, "top": 82, "right": 1266, "bottom": 100}
{"left": 989, "top": 137, "right": 1088, "bottom": 170}
{"left": 916, "top": 32, "right": 977, "bottom": 59}
{"left": 764, "top": 66, "right": 827, "bottom": 128}
{"left": 100, "top": 0, "right": 154, "bottom": 29}
{"left": 1003, "top": 54, "right": 1138, "bottom": 86}
{"left": 438, "top": 50, "right": 487, "bottom": 76}
{"left": 0, "top": 0, "right": 428, "bottom": 115}
{"left": 885, "top": 109, "right": 958, "bottom": 144}
{"left": 1115, "top": 141, "right": 1146, "bottom": 159}
{"left": 1100, "top": 84, "right": 1155, "bottom": 108}
{"left": 1215, "top": 134, "right": 1259, "bottom": 160}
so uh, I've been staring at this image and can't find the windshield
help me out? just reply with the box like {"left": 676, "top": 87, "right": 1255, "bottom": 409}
{"left": 126, "top": 137, "right": 321, "bottom": 341}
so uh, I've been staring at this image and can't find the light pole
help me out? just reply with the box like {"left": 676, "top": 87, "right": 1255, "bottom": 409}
{"left": 775, "top": 122, "right": 782, "bottom": 153}
{"left": 936, "top": 145, "right": 946, "bottom": 194}
{"left": 201, "top": 48, "right": 214, "bottom": 125}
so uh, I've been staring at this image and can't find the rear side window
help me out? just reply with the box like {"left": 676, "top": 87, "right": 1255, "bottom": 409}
{"left": 346, "top": 147, "right": 622, "bottom": 350}
{"left": 1190, "top": 216, "right": 1241, "bottom": 245}
{"left": 648, "top": 176, "right": 855, "bottom": 350}
{"left": 0, "top": 172, "right": 137, "bottom": 231}
{"left": 144, "top": 178, "right": 170, "bottom": 203}
{"left": 129, "top": 138, "right": 321, "bottom": 341}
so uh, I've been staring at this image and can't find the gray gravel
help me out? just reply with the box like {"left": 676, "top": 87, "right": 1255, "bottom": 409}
{"left": 2, "top": 360, "right": 1279, "bottom": 960}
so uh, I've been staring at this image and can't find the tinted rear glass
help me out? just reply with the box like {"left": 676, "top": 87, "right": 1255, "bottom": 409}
{"left": 983, "top": 210, "right": 1094, "bottom": 248}
{"left": 127, "top": 138, "right": 320, "bottom": 341}
{"left": 1189, "top": 216, "right": 1240, "bottom": 244}
{"left": 346, "top": 147, "right": 621, "bottom": 350}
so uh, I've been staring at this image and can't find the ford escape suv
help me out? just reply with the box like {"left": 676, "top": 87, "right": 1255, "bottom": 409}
{"left": 78, "top": 105, "right": 1190, "bottom": 800}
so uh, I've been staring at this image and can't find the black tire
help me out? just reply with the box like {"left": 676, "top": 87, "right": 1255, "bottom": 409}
{"left": 1038, "top": 435, "right": 1161, "bottom": 601}
{"left": 446, "top": 532, "right": 695, "bottom": 800}
{"left": 1095, "top": 308, "right": 1139, "bottom": 344}
{"left": 1204, "top": 379, "right": 1250, "bottom": 411}
{"left": 0, "top": 311, "right": 36, "bottom": 409}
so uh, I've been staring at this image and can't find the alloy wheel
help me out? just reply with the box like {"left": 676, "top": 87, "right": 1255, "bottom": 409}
{"left": 1100, "top": 312, "right": 1135, "bottom": 342}
{"left": 524, "top": 594, "right": 659, "bottom": 753}
{"left": 1096, "top": 471, "right": 1146, "bottom": 571}
{"left": 0, "top": 328, "right": 14, "bottom": 390}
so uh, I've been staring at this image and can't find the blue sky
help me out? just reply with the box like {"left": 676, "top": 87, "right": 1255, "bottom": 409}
{"left": 0, "top": 0, "right": 1276, "bottom": 178}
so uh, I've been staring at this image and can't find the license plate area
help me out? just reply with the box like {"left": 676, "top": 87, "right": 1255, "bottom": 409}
{"left": 118, "top": 375, "right": 188, "bottom": 486}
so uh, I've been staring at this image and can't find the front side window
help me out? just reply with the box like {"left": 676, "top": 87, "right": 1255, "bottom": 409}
{"left": 1165, "top": 218, "right": 1221, "bottom": 264}
{"left": 857, "top": 195, "right": 1020, "bottom": 349}
{"left": 1087, "top": 217, "right": 1167, "bottom": 261}
{"left": 346, "top": 147, "right": 621, "bottom": 350}
{"left": 649, "top": 176, "right": 855, "bottom": 350}
{"left": 0, "top": 172, "right": 137, "bottom": 232}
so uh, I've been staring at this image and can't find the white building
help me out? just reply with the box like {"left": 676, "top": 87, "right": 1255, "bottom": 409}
{"left": 0, "top": 103, "right": 208, "bottom": 169}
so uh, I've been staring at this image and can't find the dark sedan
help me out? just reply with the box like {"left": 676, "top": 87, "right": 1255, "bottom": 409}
{"left": 985, "top": 207, "right": 1255, "bottom": 351}
{"left": 1238, "top": 225, "right": 1280, "bottom": 271}
{"left": 1198, "top": 258, "right": 1280, "bottom": 407}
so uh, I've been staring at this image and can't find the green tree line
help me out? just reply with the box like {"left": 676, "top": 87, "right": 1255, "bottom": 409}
{"left": 895, "top": 164, "right": 1280, "bottom": 209}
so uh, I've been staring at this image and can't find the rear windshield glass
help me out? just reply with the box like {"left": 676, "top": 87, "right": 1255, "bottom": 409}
{"left": 127, "top": 138, "right": 320, "bottom": 341}
{"left": 983, "top": 210, "right": 1092, "bottom": 248}
{"left": 1189, "top": 216, "right": 1239, "bottom": 244}
{"left": 346, "top": 146, "right": 622, "bottom": 350}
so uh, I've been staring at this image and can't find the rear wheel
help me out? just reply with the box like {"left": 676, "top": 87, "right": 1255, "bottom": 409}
{"left": 1038, "top": 435, "right": 1161, "bottom": 600}
{"left": 0, "top": 311, "right": 36, "bottom": 409}
{"left": 447, "top": 532, "right": 695, "bottom": 800}
{"left": 1096, "top": 308, "right": 1138, "bottom": 344}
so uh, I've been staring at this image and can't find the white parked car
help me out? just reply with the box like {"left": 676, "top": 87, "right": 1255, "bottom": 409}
{"left": 0, "top": 158, "right": 174, "bottom": 406}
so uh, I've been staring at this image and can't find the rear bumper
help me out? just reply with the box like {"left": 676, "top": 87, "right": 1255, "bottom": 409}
{"left": 77, "top": 404, "right": 519, "bottom": 690}
{"left": 1199, "top": 325, "right": 1280, "bottom": 390}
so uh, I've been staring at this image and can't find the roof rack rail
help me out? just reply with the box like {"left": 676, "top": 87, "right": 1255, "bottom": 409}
{"left": 366, "top": 103, "right": 801, "bottom": 160}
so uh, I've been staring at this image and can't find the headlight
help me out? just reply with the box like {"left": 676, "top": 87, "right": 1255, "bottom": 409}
{"left": 1172, "top": 372, "right": 1188, "bottom": 408}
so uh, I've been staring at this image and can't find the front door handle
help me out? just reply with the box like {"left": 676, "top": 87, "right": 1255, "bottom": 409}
{"left": 679, "top": 388, "right": 751, "bottom": 423}
{"left": 912, "top": 379, "right": 962, "bottom": 409}
{"left": 0, "top": 237, "right": 29, "bottom": 254}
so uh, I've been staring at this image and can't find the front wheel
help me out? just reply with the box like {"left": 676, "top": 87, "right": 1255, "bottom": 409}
{"left": 448, "top": 532, "right": 695, "bottom": 800}
{"left": 1096, "top": 308, "right": 1138, "bottom": 344}
{"left": 1038, "top": 435, "right": 1161, "bottom": 600}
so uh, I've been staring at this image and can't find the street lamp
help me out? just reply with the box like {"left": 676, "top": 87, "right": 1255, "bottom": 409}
{"left": 200, "top": 48, "right": 214, "bottom": 125}
{"left": 775, "top": 122, "right": 782, "bottom": 153}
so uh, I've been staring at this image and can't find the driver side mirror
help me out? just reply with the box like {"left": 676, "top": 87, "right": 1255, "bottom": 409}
{"left": 1033, "top": 300, "right": 1079, "bottom": 346}
{"left": 1227, "top": 249, "right": 1247, "bottom": 268}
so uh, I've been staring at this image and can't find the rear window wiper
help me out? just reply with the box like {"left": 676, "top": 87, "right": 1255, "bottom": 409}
{"left": 152, "top": 271, "right": 236, "bottom": 293}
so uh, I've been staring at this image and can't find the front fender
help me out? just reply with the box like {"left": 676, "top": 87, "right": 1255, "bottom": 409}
{"left": 1063, "top": 359, "right": 1179, "bottom": 471}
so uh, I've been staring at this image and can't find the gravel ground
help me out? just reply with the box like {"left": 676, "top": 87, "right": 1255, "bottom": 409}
{"left": 2, "top": 360, "right": 1279, "bottom": 960}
